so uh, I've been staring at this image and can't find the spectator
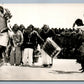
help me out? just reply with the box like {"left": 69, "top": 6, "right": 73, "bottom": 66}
{"left": 9, "top": 24, "right": 23, "bottom": 66}
{"left": 22, "top": 24, "right": 44, "bottom": 66}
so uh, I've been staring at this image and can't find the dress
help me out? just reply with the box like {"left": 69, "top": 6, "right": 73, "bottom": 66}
{"left": 10, "top": 30, "right": 23, "bottom": 65}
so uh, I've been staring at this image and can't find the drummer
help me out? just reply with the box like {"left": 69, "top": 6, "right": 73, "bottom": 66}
{"left": 0, "top": 6, "right": 12, "bottom": 63}
{"left": 40, "top": 24, "right": 55, "bottom": 67}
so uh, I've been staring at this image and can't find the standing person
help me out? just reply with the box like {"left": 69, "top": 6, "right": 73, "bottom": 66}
{"left": 0, "top": 6, "right": 12, "bottom": 63}
{"left": 77, "top": 42, "right": 84, "bottom": 72}
{"left": 72, "top": 17, "right": 84, "bottom": 72}
{"left": 9, "top": 24, "right": 23, "bottom": 66}
{"left": 40, "top": 24, "right": 55, "bottom": 67}
{"left": 19, "top": 24, "right": 25, "bottom": 65}
{"left": 22, "top": 24, "right": 44, "bottom": 66}
{"left": 76, "top": 28, "right": 84, "bottom": 72}
{"left": 19, "top": 24, "right": 25, "bottom": 33}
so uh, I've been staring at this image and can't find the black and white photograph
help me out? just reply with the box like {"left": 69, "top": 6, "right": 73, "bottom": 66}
{"left": 0, "top": 4, "right": 84, "bottom": 81}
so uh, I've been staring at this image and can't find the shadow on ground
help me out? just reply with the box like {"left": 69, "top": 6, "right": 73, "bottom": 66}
{"left": 49, "top": 70, "right": 81, "bottom": 74}
{"left": 20, "top": 65, "right": 52, "bottom": 68}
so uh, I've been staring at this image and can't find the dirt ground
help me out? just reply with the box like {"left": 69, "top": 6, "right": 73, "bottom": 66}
{"left": 0, "top": 59, "right": 83, "bottom": 81}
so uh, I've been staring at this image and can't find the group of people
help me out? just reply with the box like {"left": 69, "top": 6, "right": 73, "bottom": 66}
{"left": 0, "top": 5, "right": 57, "bottom": 68}
{"left": 0, "top": 5, "right": 55, "bottom": 67}
{"left": 0, "top": 5, "right": 84, "bottom": 72}
{"left": 5, "top": 24, "right": 56, "bottom": 67}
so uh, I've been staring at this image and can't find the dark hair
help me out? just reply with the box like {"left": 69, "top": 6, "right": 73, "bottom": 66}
{"left": 27, "top": 24, "right": 34, "bottom": 30}
{"left": 12, "top": 24, "right": 19, "bottom": 32}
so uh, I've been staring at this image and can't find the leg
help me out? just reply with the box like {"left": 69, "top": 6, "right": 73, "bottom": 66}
{"left": 0, "top": 46, "right": 6, "bottom": 64}
{"left": 28, "top": 48, "right": 33, "bottom": 66}
{"left": 10, "top": 48, "right": 15, "bottom": 65}
{"left": 15, "top": 47, "right": 21, "bottom": 66}
{"left": 81, "top": 64, "right": 84, "bottom": 72}
{"left": 22, "top": 48, "right": 29, "bottom": 65}
{"left": 41, "top": 49, "right": 48, "bottom": 67}
{"left": 0, "top": 46, "right": 5, "bottom": 60}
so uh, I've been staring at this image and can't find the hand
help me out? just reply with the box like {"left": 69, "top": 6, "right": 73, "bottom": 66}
{"left": 13, "top": 47, "right": 15, "bottom": 51}
{"left": 17, "top": 43, "right": 21, "bottom": 46}
{"left": 31, "top": 30, "right": 37, "bottom": 35}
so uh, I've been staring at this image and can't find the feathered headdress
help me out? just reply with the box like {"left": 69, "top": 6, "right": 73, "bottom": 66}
{"left": 4, "top": 8, "right": 12, "bottom": 21}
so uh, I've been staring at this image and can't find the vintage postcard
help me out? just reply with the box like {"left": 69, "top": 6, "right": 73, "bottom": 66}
{"left": 0, "top": 2, "right": 84, "bottom": 81}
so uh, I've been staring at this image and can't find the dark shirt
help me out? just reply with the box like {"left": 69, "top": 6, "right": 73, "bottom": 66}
{"left": 23, "top": 30, "right": 44, "bottom": 49}
{"left": 40, "top": 29, "right": 55, "bottom": 41}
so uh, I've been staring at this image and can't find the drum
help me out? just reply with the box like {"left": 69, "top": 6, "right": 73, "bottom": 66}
{"left": 42, "top": 38, "right": 61, "bottom": 58}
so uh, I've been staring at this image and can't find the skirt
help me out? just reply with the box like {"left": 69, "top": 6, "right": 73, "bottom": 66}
{"left": 10, "top": 47, "right": 21, "bottom": 65}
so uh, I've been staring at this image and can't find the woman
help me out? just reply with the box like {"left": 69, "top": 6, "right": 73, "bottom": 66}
{"left": 9, "top": 24, "right": 23, "bottom": 66}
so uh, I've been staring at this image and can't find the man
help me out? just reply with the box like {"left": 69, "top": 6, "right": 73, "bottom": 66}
{"left": 73, "top": 18, "right": 84, "bottom": 72}
{"left": 22, "top": 24, "right": 44, "bottom": 66}
{"left": 77, "top": 42, "right": 84, "bottom": 72}
{"left": 0, "top": 6, "right": 12, "bottom": 63}
{"left": 40, "top": 24, "right": 56, "bottom": 67}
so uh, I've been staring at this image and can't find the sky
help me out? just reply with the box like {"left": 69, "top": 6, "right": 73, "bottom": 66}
{"left": 1, "top": 4, "right": 84, "bottom": 28}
